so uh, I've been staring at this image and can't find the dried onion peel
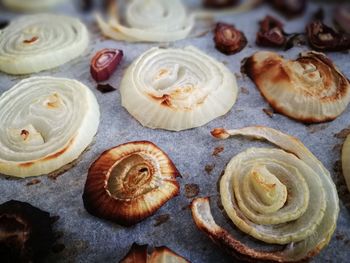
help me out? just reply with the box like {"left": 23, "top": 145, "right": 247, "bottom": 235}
{"left": 0, "top": 77, "right": 100, "bottom": 178}
{"left": 2, "top": 0, "right": 68, "bottom": 11}
{"left": 96, "top": 0, "right": 194, "bottom": 43}
{"left": 0, "top": 14, "right": 88, "bottom": 75}
{"left": 342, "top": 135, "right": 350, "bottom": 192}
{"left": 120, "top": 243, "right": 189, "bottom": 263}
{"left": 120, "top": 46, "right": 238, "bottom": 131}
{"left": 245, "top": 51, "right": 350, "bottom": 123}
{"left": 83, "top": 141, "right": 180, "bottom": 226}
{"left": 191, "top": 126, "right": 339, "bottom": 262}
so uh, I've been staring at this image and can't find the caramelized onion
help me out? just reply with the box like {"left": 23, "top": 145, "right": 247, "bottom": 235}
{"left": 191, "top": 126, "right": 339, "bottom": 262}
{"left": 0, "top": 200, "right": 55, "bottom": 262}
{"left": 214, "top": 22, "right": 247, "bottom": 55}
{"left": 256, "top": 15, "right": 286, "bottom": 47}
{"left": 120, "top": 243, "right": 189, "bottom": 263}
{"left": 83, "top": 141, "right": 180, "bottom": 226}
{"left": 91, "top": 49, "right": 123, "bottom": 82}
{"left": 244, "top": 51, "right": 350, "bottom": 123}
{"left": 342, "top": 135, "right": 350, "bottom": 192}
{"left": 306, "top": 20, "right": 350, "bottom": 51}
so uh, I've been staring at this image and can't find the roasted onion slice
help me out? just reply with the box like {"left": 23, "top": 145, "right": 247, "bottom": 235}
{"left": 0, "top": 14, "right": 88, "bottom": 75}
{"left": 244, "top": 51, "right": 350, "bottom": 123}
{"left": 0, "top": 77, "right": 100, "bottom": 178}
{"left": 2, "top": 0, "right": 68, "bottom": 11}
{"left": 120, "top": 243, "right": 189, "bottom": 263}
{"left": 96, "top": 0, "right": 194, "bottom": 43}
{"left": 120, "top": 46, "right": 237, "bottom": 131}
{"left": 342, "top": 135, "right": 350, "bottom": 192}
{"left": 90, "top": 48, "right": 123, "bottom": 82}
{"left": 191, "top": 126, "right": 339, "bottom": 262}
{"left": 83, "top": 141, "right": 180, "bottom": 226}
{"left": 214, "top": 22, "right": 247, "bottom": 55}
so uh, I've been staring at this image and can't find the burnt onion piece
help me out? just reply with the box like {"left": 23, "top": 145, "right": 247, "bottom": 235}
{"left": 306, "top": 20, "right": 350, "bottom": 51}
{"left": 334, "top": 5, "right": 350, "bottom": 33}
{"left": 0, "top": 200, "right": 55, "bottom": 263}
{"left": 119, "top": 243, "right": 189, "bottom": 263}
{"left": 83, "top": 141, "right": 180, "bottom": 226}
{"left": 90, "top": 48, "right": 123, "bottom": 82}
{"left": 203, "top": 0, "right": 238, "bottom": 9}
{"left": 244, "top": 51, "right": 350, "bottom": 123}
{"left": 214, "top": 23, "right": 247, "bottom": 55}
{"left": 256, "top": 16, "right": 286, "bottom": 47}
{"left": 268, "top": 0, "right": 307, "bottom": 18}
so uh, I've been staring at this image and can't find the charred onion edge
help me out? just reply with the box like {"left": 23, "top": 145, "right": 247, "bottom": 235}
{"left": 243, "top": 51, "right": 350, "bottom": 123}
{"left": 83, "top": 141, "right": 180, "bottom": 226}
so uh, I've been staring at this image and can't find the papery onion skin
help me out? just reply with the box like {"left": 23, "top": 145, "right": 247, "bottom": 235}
{"left": 90, "top": 48, "right": 123, "bottom": 82}
{"left": 256, "top": 16, "right": 286, "bottom": 47}
{"left": 306, "top": 20, "right": 350, "bottom": 52}
{"left": 0, "top": 77, "right": 100, "bottom": 178}
{"left": 334, "top": 5, "right": 350, "bottom": 34}
{"left": 342, "top": 135, "right": 350, "bottom": 192}
{"left": 0, "top": 200, "right": 55, "bottom": 263}
{"left": 203, "top": 126, "right": 339, "bottom": 262}
{"left": 119, "top": 243, "right": 189, "bottom": 263}
{"left": 244, "top": 51, "right": 350, "bottom": 123}
{"left": 214, "top": 23, "right": 247, "bottom": 55}
{"left": 0, "top": 14, "right": 89, "bottom": 75}
{"left": 83, "top": 141, "right": 180, "bottom": 226}
{"left": 120, "top": 46, "right": 238, "bottom": 131}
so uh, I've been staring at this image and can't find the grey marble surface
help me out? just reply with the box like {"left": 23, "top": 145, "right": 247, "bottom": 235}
{"left": 0, "top": 1, "right": 349, "bottom": 262}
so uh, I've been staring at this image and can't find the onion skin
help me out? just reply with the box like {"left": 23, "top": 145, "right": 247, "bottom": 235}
{"left": 0, "top": 200, "right": 55, "bottom": 263}
{"left": 90, "top": 48, "right": 123, "bottom": 82}
{"left": 214, "top": 23, "right": 247, "bottom": 55}
{"left": 306, "top": 20, "right": 350, "bottom": 52}
{"left": 83, "top": 141, "right": 180, "bottom": 226}
{"left": 256, "top": 16, "right": 286, "bottom": 47}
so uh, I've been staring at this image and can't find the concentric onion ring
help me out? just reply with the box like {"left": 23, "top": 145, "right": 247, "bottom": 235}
{"left": 191, "top": 126, "right": 339, "bottom": 262}
{"left": 83, "top": 141, "right": 180, "bottom": 226}
{"left": 2, "top": 0, "right": 68, "bottom": 11}
{"left": 342, "top": 134, "right": 350, "bottom": 192}
{"left": 245, "top": 51, "right": 350, "bottom": 123}
{"left": 120, "top": 46, "right": 238, "bottom": 131}
{"left": 96, "top": 0, "right": 194, "bottom": 42}
{"left": 0, "top": 14, "right": 88, "bottom": 75}
{"left": 0, "top": 77, "right": 100, "bottom": 178}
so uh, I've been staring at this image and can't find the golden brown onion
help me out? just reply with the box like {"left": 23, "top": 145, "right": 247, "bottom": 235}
{"left": 83, "top": 141, "right": 180, "bottom": 226}
{"left": 245, "top": 51, "right": 350, "bottom": 123}
{"left": 120, "top": 243, "right": 189, "bottom": 263}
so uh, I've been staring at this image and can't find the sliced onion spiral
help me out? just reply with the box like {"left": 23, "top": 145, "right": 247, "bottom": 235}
{"left": 120, "top": 46, "right": 238, "bottom": 131}
{"left": 0, "top": 14, "right": 89, "bottom": 75}
{"left": 2, "top": 0, "right": 68, "bottom": 11}
{"left": 96, "top": 0, "right": 194, "bottom": 43}
{"left": 191, "top": 126, "right": 339, "bottom": 262}
{"left": 0, "top": 77, "right": 100, "bottom": 178}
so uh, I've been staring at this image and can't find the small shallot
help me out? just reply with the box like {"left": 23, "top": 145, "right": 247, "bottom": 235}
{"left": 214, "top": 22, "right": 247, "bottom": 55}
{"left": 90, "top": 48, "right": 123, "bottom": 82}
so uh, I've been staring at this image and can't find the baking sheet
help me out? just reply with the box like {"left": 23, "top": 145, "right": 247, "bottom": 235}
{"left": 0, "top": 1, "right": 350, "bottom": 262}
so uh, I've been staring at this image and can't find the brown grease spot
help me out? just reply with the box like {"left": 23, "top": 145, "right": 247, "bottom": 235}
{"left": 26, "top": 179, "right": 41, "bottom": 186}
{"left": 212, "top": 146, "right": 224, "bottom": 156}
{"left": 205, "top": 164, "right": 215, "bottom": 175}
{"left": 185, "top": 184, "right": 200, "bottom": 198}
{"left": 154, "top": 214, "right": 170, "bottom": 227}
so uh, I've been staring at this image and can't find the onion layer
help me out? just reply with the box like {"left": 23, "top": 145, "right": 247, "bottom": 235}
{"left": 245, "top": 51, "right": 350, "bottom": 123}
{"left": 191, "top": 126, "right": 339, "bottom": 262}
{"left": 120, "top": 46, "right": 237, "bottom": 131}
{"left": 96, "top": 0, "right": 194, "bottom": 43}
{"left": 0, "top": 14, "right": 88, "bottom": 75}
{"left": 342, "top": 135, "right": 350, "bottom": 192}
{"left": 0, "top": 77, "right": 100, "bottom": 178}
{"left": 2, "top": 0, "right": 67, "bottom": 11}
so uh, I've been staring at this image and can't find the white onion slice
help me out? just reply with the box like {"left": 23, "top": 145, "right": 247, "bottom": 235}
{"left": 342, "top": 135, "right": 350, "bottom": 192}
{"left": 96, "top": 0, "right": 195, "bottom": 42}
{"left": 0, "top": 77, "right": 100, "bottom": 178}
{"left": 191, "top": 126, "right": 339, "bottom": 262}
{"left": 0, "top": 14, "right": 88, "bottom": 75}
{"left": 120, "top": 46, "right": 238, "bottom": 131}
{"left": 2, "top": 0, "right": 67, "bottom": 11}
